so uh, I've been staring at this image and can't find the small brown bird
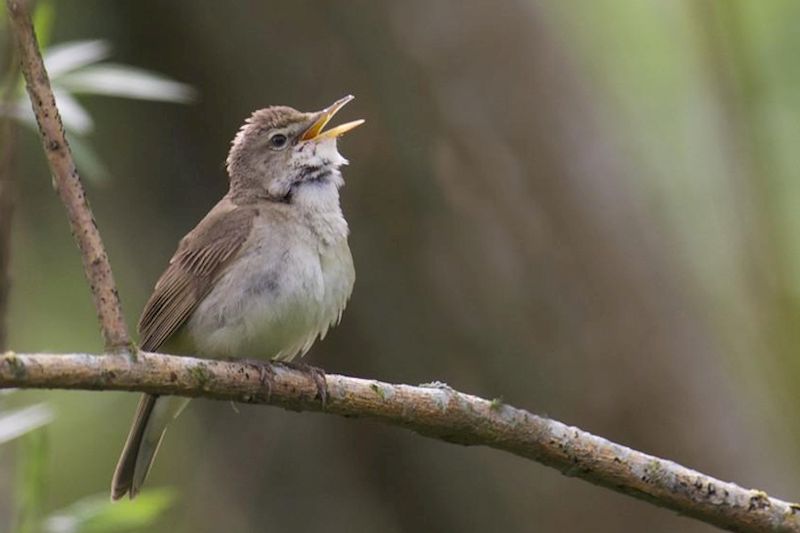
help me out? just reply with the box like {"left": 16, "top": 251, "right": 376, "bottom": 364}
{"left": 111, "top": 96, "right": 363, "bottom": 500}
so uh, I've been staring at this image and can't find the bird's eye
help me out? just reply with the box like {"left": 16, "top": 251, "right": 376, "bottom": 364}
{"left": 269, "top": 133, "right": 288, "bottom": 150}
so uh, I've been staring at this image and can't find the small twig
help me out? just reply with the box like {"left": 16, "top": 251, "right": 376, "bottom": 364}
{"left": 4, "top": 0, "right": 132, "bottom": 352}
{"left": 0, "top": 350, "right": 798, "bottom": 533}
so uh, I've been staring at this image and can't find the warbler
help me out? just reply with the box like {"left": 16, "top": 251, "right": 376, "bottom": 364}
{"left": 111, "top": 96, "right": 362, "bottom": 500}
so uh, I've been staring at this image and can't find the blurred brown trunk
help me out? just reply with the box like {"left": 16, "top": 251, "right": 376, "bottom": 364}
{"left": 0, "top": 122, "right": 13, "bottom": 351}
{"left": 0, "top": 31, "right": 17, "bottom": 352}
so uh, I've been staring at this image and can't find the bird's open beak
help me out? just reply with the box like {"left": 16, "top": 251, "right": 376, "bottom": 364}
{"left": 301, "top": 95, "right": 364, "bottom": 141}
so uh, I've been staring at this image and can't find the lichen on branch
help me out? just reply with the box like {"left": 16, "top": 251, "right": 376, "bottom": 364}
{"left": 1, "top": 350, "right": 798, "bottom": 533}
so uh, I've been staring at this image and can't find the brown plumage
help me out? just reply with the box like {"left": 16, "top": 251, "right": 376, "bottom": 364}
{"left": 138, "top": 203, "right": 258, "bottom": 351}
{"left": 111, "top": 203, "right": 257, "bottom": 500}
{"left": 111, "top": 96, "right": 362, "bottom": 501}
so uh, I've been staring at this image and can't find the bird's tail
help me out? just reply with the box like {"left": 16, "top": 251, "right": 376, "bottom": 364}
{"left": 111, "top": 394, "right": 189, "bottom": 500}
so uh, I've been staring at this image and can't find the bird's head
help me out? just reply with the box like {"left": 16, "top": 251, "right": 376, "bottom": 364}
{"left": 226, "top": 95, "right": 363, "bottom": 203}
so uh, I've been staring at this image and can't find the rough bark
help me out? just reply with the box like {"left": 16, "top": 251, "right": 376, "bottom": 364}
{"left": 1, "top": 350, "right": 798, "bottom": 533}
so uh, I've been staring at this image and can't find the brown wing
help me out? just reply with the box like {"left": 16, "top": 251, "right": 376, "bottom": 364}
{"left": 138, "top": 201, "right": 258, "bottom": 351}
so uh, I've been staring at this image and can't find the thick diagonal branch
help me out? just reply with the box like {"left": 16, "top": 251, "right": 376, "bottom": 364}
{"left": 5, "top": 0, "right": 132, "bottom": 351}
{"left": 1, "top": 351, "right": 798, "bottom": 533}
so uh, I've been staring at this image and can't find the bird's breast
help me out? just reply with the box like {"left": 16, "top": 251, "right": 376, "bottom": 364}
{"left": 186, "top": 217, "right": 354, "bottom": 361}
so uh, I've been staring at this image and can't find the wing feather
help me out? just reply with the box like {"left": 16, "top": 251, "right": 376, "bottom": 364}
{"left": 138, "top": 202, "right": 258, "bottom": 351}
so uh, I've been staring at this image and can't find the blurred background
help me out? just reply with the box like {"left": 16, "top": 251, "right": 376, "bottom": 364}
{"left": 2, "top": 1, "right": 800, "bottom": 531}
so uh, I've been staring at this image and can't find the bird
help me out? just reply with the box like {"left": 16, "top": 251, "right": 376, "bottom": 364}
{"left": 110, "top": 95, "right": 363, "bottom": 500}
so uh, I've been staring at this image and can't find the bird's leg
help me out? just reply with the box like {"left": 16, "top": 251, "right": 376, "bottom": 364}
{"left": 255, "top": 361, "right": 276, "bottom": 400}
{"left": 230, "top": 358, "right": 276, "bottom": 401}
{"left": 282, "top": 361, "right": 328, "bottom": 408}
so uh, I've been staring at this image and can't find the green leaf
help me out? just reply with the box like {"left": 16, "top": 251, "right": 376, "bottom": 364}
{"left": 58, "top": 64, "right": 197, "bottom": 103}
{"left": 0, "top": 104, "right": 108, "bottom": 182}
{"left": 14, "top": 430, "right": 49, "bottom": 533}
{"left": 32, "top": 0, "right": 56, "bottom": 51}
{"left": 52, "top": 89, "right": 94, "bottom": 134}
{"left": 69, "top": 135, "right": 110, "bottom": 184}
{"left": 0, "top": 404, "right": 53, "bottom": 445}
{"left": 45, "top": 40, "right": 112, "bottom": 78}
{"left": 43, "top": 488, "right": 178, "bottom": 533}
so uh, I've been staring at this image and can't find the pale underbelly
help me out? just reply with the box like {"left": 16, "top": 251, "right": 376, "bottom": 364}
{"left": 181, "top": 241, "right": 354, "bottom": 361}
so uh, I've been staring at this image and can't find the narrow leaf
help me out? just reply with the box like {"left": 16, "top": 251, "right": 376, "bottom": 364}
{"left": 69, "top": 135, "right": 110, "bottom": 184}
{"left": 32, "top": 0, "right": 56, "bottom": 51}
{"left": 52, "top": 89, "right": 94, "bottom": 134}
{"left": 3, "top": 102, "right": 107, "bottom": 183}
{"left": 45, "top": 40, "right": 112, "bottom": 78}
{"left": 43, "top": 488, "right": 178, "bottom": 533}
{"left": 14, "top": 430, "right": 49, "bottom": 533}
{"left": 58, "top": 64, "right": 197, "bottom": 103}
{"left": 0, "top": 404, "right": 54, "bottom": 444}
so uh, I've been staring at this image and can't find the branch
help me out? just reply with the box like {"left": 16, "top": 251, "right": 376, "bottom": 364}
{"left": 5, "top": 0, "right": 132, "bottom": 352}
{"left": 1, "top": 351, "right": 798, "bottom": 532}
{"left": 3, "top": 1, "right": 797, "bottom": 531}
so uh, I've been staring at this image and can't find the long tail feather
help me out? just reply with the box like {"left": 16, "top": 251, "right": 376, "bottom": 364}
{"left": 111, "top": 394, "right": 189, "bottom": 500}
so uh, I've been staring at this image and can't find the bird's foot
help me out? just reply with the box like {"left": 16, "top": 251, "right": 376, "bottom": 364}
{"left": 284, "top": 361, "right": 328, "bottom": 408}
{"left": 235, "top": 358, "right": 276, "bottom": 401}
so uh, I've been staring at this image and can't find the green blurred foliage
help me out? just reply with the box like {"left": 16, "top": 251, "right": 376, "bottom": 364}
{"left": 3, "top": 1, "right": 800, "bottom": 532}
{"left": 14, "top": 430, "right": 47, "bottom": 533}
{"left": 44, "top": 488, "right": 177, "bottom": 533}
{"left": 2, "top": 2, "right": 196, "bottom": 183}
{"left": 0, "top": 392, "right": 173, "bottom": 532}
